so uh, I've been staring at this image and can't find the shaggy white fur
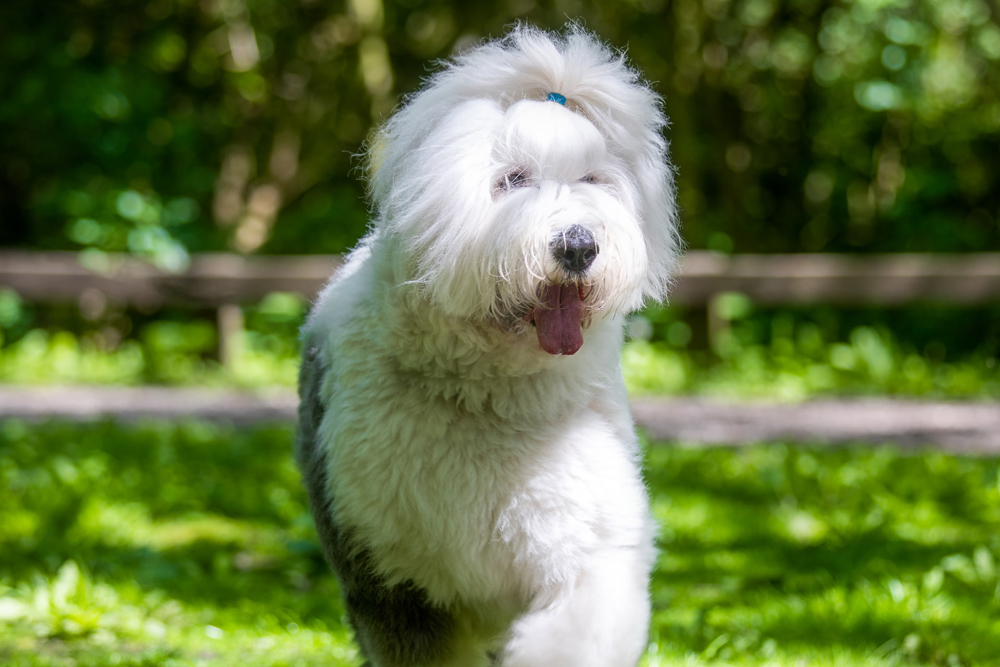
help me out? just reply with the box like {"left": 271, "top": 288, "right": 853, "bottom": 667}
{"left": 297, "top": 24, "right": 679, "bottom": 666}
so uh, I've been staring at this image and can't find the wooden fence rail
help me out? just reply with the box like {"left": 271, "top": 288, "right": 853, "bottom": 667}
{"left": 2, "top": 250, "right": 1000, "bottom": 308}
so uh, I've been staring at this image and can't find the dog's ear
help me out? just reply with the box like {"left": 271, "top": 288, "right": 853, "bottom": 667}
{"left": 596, "top": 93, "right": 681, "bottom": 305}
{"left": 556, "top": 27, "right": 682, "bottom": 304}
{"left": 631, "top": 122, "right": 682, "bottom": 305}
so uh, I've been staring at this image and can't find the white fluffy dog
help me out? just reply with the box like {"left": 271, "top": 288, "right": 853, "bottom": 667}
{"left": 296, "top": 25, "right": 680, "bottom": 667}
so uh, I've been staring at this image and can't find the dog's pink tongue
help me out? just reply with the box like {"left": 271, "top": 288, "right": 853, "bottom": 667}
{"left": 533, "top": 284, "right": 585, "bottom": 355}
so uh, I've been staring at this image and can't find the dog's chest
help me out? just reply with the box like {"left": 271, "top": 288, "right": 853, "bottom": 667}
{"left": 323, "top": 373, "right": 637, "bottom": 606}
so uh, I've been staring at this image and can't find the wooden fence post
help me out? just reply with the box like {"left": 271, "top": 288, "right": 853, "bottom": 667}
{"left": 217, "top": 303, "right": 244, "bottom": 371}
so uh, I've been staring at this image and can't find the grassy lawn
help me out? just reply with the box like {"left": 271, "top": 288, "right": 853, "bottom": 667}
{"left": 2, "top": 301, "right": 998, "bottom": 401}
{"left": 2, "top": 419, "right": 999, "bottom": 666}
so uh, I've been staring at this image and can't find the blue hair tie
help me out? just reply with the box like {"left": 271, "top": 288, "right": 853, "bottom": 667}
{"left": 546, "top": 92, "right": 567, "bottom": 106}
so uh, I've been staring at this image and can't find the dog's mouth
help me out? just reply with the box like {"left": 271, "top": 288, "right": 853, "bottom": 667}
{"left": 529, "top": 283, "right": 588, "bottom": 356}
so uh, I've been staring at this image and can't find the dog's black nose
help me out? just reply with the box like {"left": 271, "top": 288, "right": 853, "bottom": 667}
{"left": 552, "top": 225, "right": 598, "bottom": 273}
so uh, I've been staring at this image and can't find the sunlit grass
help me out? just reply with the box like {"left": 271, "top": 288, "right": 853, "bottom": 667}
{"left": 2, "top": 326, "right": 997, "bottom": 400}
{"left": 621, "top": 333, "right": 1000, "bottom": 401}
{"left": 0, "top": 327, "right": 299, "bottom": 388}
{"left": 2, "top": 301, "right": 998, "bottom": 399}
{"left": 2, "top": 420, "right": 1000, "bottom": 665}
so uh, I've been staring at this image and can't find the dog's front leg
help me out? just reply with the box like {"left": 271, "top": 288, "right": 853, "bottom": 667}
{"left": 499, "top": 547, "right": 653, "bottom": 667}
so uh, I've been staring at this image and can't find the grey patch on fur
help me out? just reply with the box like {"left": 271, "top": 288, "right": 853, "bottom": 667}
{"left": 295, "top": 342, "right": 458, "bottom": 666}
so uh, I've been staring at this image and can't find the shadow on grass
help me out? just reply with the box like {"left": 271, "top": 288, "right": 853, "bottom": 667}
{"left": 3, "top": 420, "right": 1000, "bottom": 665}
{"left": 0, "top": 419, "right": 345, "bottom": 624}
{"left": 644, "top": 441, "right": 1000, "bottom": 664}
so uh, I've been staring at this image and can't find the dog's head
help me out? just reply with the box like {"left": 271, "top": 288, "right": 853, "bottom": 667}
{"left": 368, "top": 25, "right": 680, "bottom": 355}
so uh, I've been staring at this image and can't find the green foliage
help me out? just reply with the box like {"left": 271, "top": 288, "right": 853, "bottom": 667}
{"left": 624, "top": 304, "right": 1000, "bottom": 398}
{"left": 644, "top": 441, "right": 1000, "bottom": 666}
{"left": 659, "top": 0, "right": 1000, "bottom": 253}
{"left": 5, "top": 299, "right": 997, "bottom": 399}
{"left": 2, "top": 420, "right": 1000, "bottom": 665}
{"left": 0, "top": 296, "right": 303, "bottom": 386}
{"left": 1, "top": 0, "right": 997, "bottom": 256}
{"left": 0, "top": 323, "right": 298, "bottom": 387}
{"left": 0, "top": 419, "right": 356, "bottom": 665}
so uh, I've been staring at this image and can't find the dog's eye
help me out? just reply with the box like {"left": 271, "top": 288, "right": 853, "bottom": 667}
{"left": 580, "top": 174, "right": 602, "bottom": 185}
{"left": 496, "top": 168, "right": 531, "bottom": 193}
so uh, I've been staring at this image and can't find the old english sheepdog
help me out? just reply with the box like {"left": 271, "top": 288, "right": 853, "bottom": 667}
{"left": 296, "top": 24, "right": 680, "bottom": 667}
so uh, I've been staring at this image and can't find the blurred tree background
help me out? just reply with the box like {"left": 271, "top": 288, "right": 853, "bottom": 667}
{"left": 1, "top": 0, "right": 1000, "bottom": 393}
{"left": 2, "top": 0, "right": 999, "bottom": 265}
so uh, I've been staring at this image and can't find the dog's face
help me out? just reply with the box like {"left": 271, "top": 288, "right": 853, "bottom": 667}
{"left": 485, "top": 98, "right": 649, "bottom": 355}
{"left": 369, "top": 29, "right": 679, "bottom": 355}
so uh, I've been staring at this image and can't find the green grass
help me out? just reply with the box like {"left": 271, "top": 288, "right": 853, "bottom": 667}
{"left": 2, "top": 420, "right": 1000, "bottom": 666}
{"left": 0, "top": 321, "right": 300, "bottom": 389}
{"left": 2, "top": 325, "right": 997, "bottom": 401}
{"left": 2, "top": 295, "right": 999, "bottom": 399}
{"left": 621, "top": 324, "right": 1000, "bottom": 401}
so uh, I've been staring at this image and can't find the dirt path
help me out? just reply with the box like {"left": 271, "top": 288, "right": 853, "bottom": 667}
{"left": 1, "top": 385, "right": 997, "bottom": 453}
{"left": 631, "top": 396, "right": 1000, "bottom": 453}
{"left": 0, "top": 385, "right": 297, "bottom": 424}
